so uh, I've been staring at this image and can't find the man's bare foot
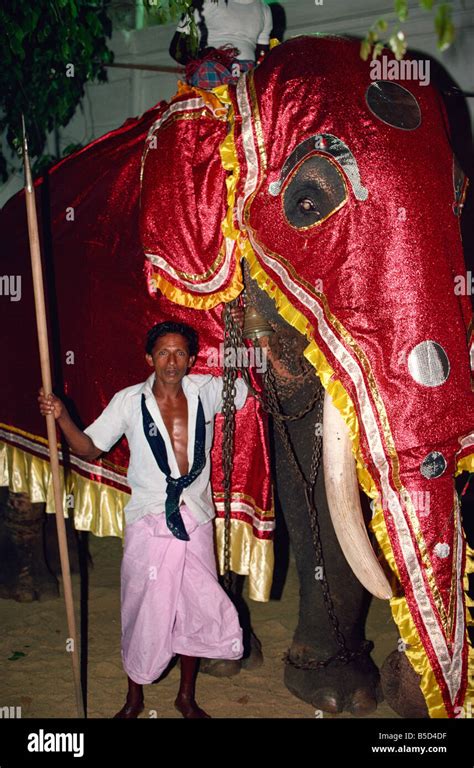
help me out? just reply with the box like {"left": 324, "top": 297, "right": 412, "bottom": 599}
{"left": 113, "top": 699, "right": 145, "bottom": 719}
{"left": 174, "top": 695, "right": 211, "bottom": 718}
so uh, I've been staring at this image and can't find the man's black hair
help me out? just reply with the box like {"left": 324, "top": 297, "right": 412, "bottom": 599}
{"left": 145, "top": 321, "right": 199, "bottom": 358}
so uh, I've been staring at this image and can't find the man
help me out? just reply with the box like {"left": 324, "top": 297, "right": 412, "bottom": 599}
{"left": 169, "top": 0, "right": 272, "bottom": 89}
{"left": 38, "top": 311, "right": 248, "bottom": 719}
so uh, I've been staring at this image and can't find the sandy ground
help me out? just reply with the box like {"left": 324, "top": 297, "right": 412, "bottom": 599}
{"left": 0, "top": 533, "right": 400, "bottom": 719}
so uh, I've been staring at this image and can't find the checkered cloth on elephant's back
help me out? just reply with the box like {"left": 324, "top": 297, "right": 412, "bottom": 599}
{"left": 185, "top": 46, "right": 254, "bottom": 89}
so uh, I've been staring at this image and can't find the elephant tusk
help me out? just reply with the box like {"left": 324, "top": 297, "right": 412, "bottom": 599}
{"left": 322, "top": 390, "right": 393, "bottom": 600}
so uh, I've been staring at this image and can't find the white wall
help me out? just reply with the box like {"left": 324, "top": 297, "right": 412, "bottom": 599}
{"left": 2, "top": 0, "right": 473, "bottom": 207}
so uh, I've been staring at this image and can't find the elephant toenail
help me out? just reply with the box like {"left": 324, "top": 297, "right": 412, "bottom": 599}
{"left": 348, "top": 688, "right": 378, "bottom": 716}
{"left": 311, "top": 688, "right": 344, "bottom": 714}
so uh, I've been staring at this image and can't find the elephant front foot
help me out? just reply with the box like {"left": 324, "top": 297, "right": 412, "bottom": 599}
{"left": 284, "top": 642, "right": 382, "bottom": 716}
{"left": 200, "top": 631, "right": 264, "bottom": 677}
{"left": 381, "top": 649, "right": 428, "bottom": 718}
{"left": 0, "top": 492, "right": 59, "bottom": 602}
{"left": 198, "top": 657, "right": 241, "bottom": 677}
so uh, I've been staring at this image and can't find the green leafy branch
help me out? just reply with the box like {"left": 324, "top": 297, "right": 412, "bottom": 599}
{"left": 361, "top": 1, "right": 458, "bottom": 62}
{"left": 143, "top": 0, "right": 199, "bottom": 53}
{"left": 143, "top": 0, "right": 192, "bottom": 24}
{"left": 0, "top": 0, "right": 114, "bottom": 182}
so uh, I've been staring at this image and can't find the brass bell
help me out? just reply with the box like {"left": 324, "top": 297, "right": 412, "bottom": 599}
{"left": 242, "top": 305, "right": 274, "bottom": 342}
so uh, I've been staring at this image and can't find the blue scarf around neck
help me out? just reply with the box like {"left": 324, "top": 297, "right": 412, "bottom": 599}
{"left": 141, "top": 392, "right": 206, "bottom": 540}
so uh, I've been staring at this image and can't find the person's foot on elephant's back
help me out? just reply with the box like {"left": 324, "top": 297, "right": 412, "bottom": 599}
{"left": 284, "top": 642, "right": 381, "bottom": 716}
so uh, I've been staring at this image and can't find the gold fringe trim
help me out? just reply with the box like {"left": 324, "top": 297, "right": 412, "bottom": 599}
{"left": 175, "top": 79, "right": 229, "bottom": 120}
{"left": 456, "top": 453, "right": 474, "bottom": 476}
{"left": 458, "top": 458, "right": 474, "bottom": 715}
{"left": 370, "top": 504, "right": 452, "bottom": 718}
{"left": 214, "top": 517, "right": 274, "bottom": 602}
{"left": 148, "top": 264, "right": 243, "bottom": 310}
{"left": 0, "top": 439, "right": 129, "bottom": 537}
{"left": 463, "top": 539, "right": 474, "bottom": 714}
{"left": 0, "top": 440, "right": 273, "bottom": 601}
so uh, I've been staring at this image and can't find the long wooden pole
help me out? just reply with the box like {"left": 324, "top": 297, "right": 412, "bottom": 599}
{"left": 21, "top": 116, "right": 85, "bottom": 719}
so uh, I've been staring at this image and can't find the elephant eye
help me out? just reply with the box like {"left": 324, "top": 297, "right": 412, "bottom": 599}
{"left": 299, "top": 197, "right": 319, "bottom": 214}
{"left": 282, "top": 154, "right": 348, "bottom": 229}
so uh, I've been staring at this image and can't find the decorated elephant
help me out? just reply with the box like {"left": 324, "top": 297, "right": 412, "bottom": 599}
{"left": 1, "top": 35, "right": 473, "bottom": 719}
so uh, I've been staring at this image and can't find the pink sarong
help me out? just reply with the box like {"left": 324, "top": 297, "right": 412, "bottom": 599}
{"left": 120, "top": 503, "right": 243, "bottom": 684}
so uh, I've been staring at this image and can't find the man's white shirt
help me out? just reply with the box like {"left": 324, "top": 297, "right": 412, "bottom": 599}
{"left": 83, "top": 372, "right": 248, "bottom": 526}
{"left": 176, "top": 0, "right": 272, "bottom": 62}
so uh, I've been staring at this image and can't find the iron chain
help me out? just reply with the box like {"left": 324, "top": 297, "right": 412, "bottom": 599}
{"left": 221, "top": 300, "right": 370, "bottom": 667}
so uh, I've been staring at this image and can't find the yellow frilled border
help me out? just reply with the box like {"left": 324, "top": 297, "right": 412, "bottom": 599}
{"left": 0, "top": 439, "right": 273, "bottom": 602}
{"left": 371, "top": 502, "right": 474, "bottom": 718}
{"left": 213, "top": 80, "right": 474, "bottom": 717}
{"left": 457, "top": 455, "right": 474, "bottom": 475}
{"left": 462, "top": 538, "right": 474, "bottom": 716}
{"left": 147, "top": 265, "right": 244, "bottom": 311}
{"left": 214, "top": 517, "right": 274, "bottom": 603}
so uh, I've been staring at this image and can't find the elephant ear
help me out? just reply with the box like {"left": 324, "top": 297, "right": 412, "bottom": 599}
{"left": 139, "top": 83, "right": 243, "bottom": 309}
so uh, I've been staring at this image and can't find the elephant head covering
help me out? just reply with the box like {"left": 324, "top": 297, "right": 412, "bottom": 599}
{"left": 140, "top": 36, "right": 474, "bottom": 717}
